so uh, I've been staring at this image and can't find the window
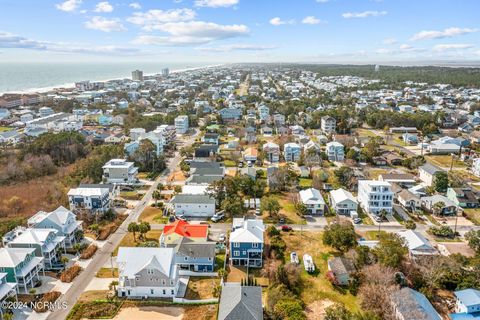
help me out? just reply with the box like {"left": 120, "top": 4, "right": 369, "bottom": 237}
{"left": 233, "top": 242, "right": 240, "bottom": 248}
{"left": 234, "top": 251, "right": 240, "bottom": 256}
{"left": 150, "top": 289, "right": 154, "bottom": 294}
{"left": 163, "top": 290, "right": 166, "bottom": 295}
{"left": 184, "top": 257, "right": 188, "bottom": 261}
{"left": 243, "top": 251, "right": 246, "bottom": 255}
{"left": 171, "top": 290, "right": 174, "bottom": 295}
{"left": 252, "top": 243, "right": 258, "bottom": 248}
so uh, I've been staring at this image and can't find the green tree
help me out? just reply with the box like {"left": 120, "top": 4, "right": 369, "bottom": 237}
{"left": 433, "top": 171, "right": 449, "bottom": 193}
{"left": 322, "top": 222, "right": 357, "bottom": 253}
{"left": 373, "top": 233, "right": 407, "bottom": 268}
{"left": 261, "top": 196, "right": 281, "bottom": 217}
{"left": 465, "top": 230, "right": 480, "bottom": 254}
{"left": 138, "top": 221, "right": 151, "bottom": 240}
{"left": 127, "top": 222, "right": 139, "bottom": 241}
{"left": 274, "top": 299, "right": 306, "bottom": 320}
{"left": 152, "top": 190, "right": 161, "bottom": 205}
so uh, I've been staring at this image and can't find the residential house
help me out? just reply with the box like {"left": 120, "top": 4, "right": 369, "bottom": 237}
{"left": 174, "top": 115, "right": 189, "bottom": 134}
{"left": 303, "top": 140, "right": 320, "bottom": 155}
{"left": 187, "top": 162, "right": 225, "bottom": 185}
{"left": 170, "top": 194, "right": 216, "bottom": 218}
{"left": 397, "top": 189, "right": 421, "bottom": 211}
{"left": 326, "top": 141, "right": 345, "bottom": 162}
{"left": 219, "top": 108, "right": 242, "bottom": 122}
{"left": 116, "top": 247, "right": 180, "bottom": 298}
{"left": 230, "top": 218, "right": 264, "bottom": 268}
{"left": 403, "top": 133, "right": 418, "bottom": 145}
{"left": 391, "top": 288, "right": 441, "bottom": 320}
{"left": 218, "top": 283, "right": 263, "bottom": 320}
{"left": 0, "top": 248, "right": 43, "bottom": 293}
{"left": 203, "top": 133, "right": 219, "bottom": 145}
{"left": 419, "top": 163, "right": 442, "bottom": 187}
{"left": 260, "top": 126, "right": 273, "bottom": 136}
{"left": 427, "top": 136, "right": 462, "bottom": 154}
{"left": 289, "top": 125, "right": 305, "bottom": 136}
{"left": 124, "top": 141, "right": 139, "bottom": 156}
{"left": 329, "top": 188, "right": 358, "bottom": 215}
{"left": 102, "top": 159, "right": 138, "bottom": 185}
{"left": 194, "top": 144, "right": 218, "bottom": 161}
{"left": 262, "top": 142, "right": 280, "bottom": 163}
{"left": 327, "top": 257, "right": 355, "bottom": 286}
{"left": 447, "top": 187, "right": 480, "bottom": 208}
{"left": 27, "top": 206, "right": 82, "bottom": 248}
{"left": 397, "top": 230, "right": 437, "bottom": 257}
{"left": 421, "top": 195, "right": 458, "bottom": 215}
{"left": 272, "top": 113, "right": 285, "bottom": 126}
{"left": 372, "top": 156, "right": 387, "bottom": 166}
{"left": 160, "top": 220, "right": 208, "bottom": 247}
{"left": 5, "top": 228, "right": 65, "bottom": 269}
{"left": 379, "top": 173, "right": 416, "bottom": 188}
{"left": 258, "top": 104, "right": 270, "bottom": 122}
{"left": 299, "top": 188, "right": 326, "bottom": 215}
{"left": 284, "top": 142, "right": 301, "bottom": 162}
{"left": 276, "top": 126, "right": 288, "bottom": 135}
{"left": 357, "top": 180, "right": 393, "bottom": 214}
{"left": 0, "top": 272, "right": 17, "bottom": 318}
{"left": 451, "top": 289, "right": 480, "bottom": 319}
{"left": 321, "top": 116, "right": 336, "bottom": 134}
{"left": 174, "top": 238, "right": 216, "bottom": 272}
{"left": 67, "top": 186, "right": 111, "bottom": 214}
{"left": 473, "top": 158, "right": 480, "bottom": 178}
{"left": 243, "top": 147, "right": 258, "bottom": 164}
{"left": 0, "top": 130, "right": 23, "bottom": 145}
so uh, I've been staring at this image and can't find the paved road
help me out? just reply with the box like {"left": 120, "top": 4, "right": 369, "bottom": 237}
{"left": 48, "top": 130, "right": 199, "bottom": 320}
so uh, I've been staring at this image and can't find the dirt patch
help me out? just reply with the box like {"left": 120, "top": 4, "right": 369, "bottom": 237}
{"left": 185, "top": 277, "right": 219, "bottom": 300}
{"left": 114, "top": 306, "right": 184, "bottom": 320}
{"left": 183, "top": 304, "right": 217, "bottom": 320}
{"left": 305, "top": 300, "right": 335, "bottom": 320}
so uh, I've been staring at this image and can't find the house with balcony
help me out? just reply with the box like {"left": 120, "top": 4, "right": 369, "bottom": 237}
{"left": 170, "top": 194, "right": 216, "bottom": 218}
{"left": 27, "top": 206, "right": 83, "bottom": 248}
{"left": 284, "top": 142, "right": 301, "bottom": 162}
{"left": 447, "top": 187, "right": 480, "bottom": 208}
{"left": 450, "top": 289, "right": 480, "bottom": 320}
{"left": 5, "top": 228, "right": 65, "bottom": 269}
{"left": 102, "top": 159, "right": 138, "bottom": 185}
{"left": 421, "top": 195, "right": 458, "bottom": 216}
{"left": 321, "top": 116, "right": 336, "bottom": 134}
{"left": 326, "top": 141, "right": 345, "bottom": 162}
{"left": 67, "top": 186, "right": 111, "bottom": 214}
{"left": 357, "top": 180, "right": 393, "bottom": 215}
{"left": 0, "top": 272, "right": 17, "bottom": 319}
{"left": 329, "top": 188, "right": 358, "bottom": 215}
{"left": 174, "top": 238, "right": 216, "bottom": 272}
{"left": 230, "top": 218, "right": 264, "bottom": 268}
{"left": 299, "top": 188, "right": 326, "bottom": 215}
{"left": 0, "top": 247, "right": 43, "bottom": 293}
{"left": 116, "top": 247, "right": 180, "bottom": 298}
{"left": 174, "top": 115, "right": 189, "bottom": 134}
{"left": 262, "top": 142, "right": 280, "bottom": 163}
{"left": 258, "top": 104, "right": 270, "bottom": 122}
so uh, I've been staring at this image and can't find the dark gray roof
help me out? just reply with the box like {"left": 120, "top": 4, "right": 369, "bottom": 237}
{"left": 420, "top": 163, "right": 442, "bottom": 175}
{"left": 328, "top": 257, "right": 355, "bottom": 275}
{"left": 218, "top": 284, "right": 263, "bottom": 320}
{"left": 175, "top": 238, "right": 216, "bottom": 258}
{"left": 190, "top": 161, "right": 222, "bottom": 170}
{"left": 391, "top": 288, "right": 441, "bottom": 320}
{"left": 192, "top": 167, "right": 224, "bottom": 176}
{"left": 187, "top": 175, "right": 222, "bottom": 184}
{"left": 171, "top": 194, "right": 215, "bottom": 204}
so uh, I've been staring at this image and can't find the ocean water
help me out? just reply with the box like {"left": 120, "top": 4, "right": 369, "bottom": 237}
{"left": 0, "top": 62, "right": 209, "bottom": 94}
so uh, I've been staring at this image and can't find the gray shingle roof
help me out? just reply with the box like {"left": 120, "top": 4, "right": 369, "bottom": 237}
{"left": 175, "top": 238, "right": 216, "bottom": 258}
{"left": 218, "top": 284, "right": 263, "bottom": 320}
{"left": 171, "top": 194, "right": 215, "bottom": 204}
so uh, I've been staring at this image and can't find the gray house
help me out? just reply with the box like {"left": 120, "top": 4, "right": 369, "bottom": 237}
{"left": 391, "top": 287, "right": 441, "bottom": 320}
{"left": 174, "top": 238, "right": 216, "bottom": 272}
{"left": 218, "top": 283, "right": 263, "bottom": 320}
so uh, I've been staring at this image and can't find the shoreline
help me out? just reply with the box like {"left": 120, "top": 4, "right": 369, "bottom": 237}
{"left": 0, "top": 64, "right": 224, "bottom": 96}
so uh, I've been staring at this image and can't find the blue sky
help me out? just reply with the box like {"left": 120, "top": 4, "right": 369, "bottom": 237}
{"left": 0, "top": 0, "right": 479, "bottom": 63}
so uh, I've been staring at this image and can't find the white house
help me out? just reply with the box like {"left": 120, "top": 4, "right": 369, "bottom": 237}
{"left": 418, "top": 163, "right": 442, "bottom": 187}
{"left": 116, "top": 247, "right": 180, "bottom": 298}
{"left": 170, "top": 194, "right": 216, "bottom": 218}
{"left": 174, "top": 115, "right": 189, "bottom": 134}
{"left": 102, "top": 159, "right": 138, "bottom": 185}
{"left": 472, "top": 158, "right": 480, "bottom": 177}
{"left": 67, "top": 186, "right": 111, "bottom": 214}
{"left": 284, "top": 142, "right": 301, "bottom": 162}
{"left": 262, "top": 142, "right": 280, "bottom": 163}
{"left": 329, "top": 188, "right": 358, "bottom": 215}
{"left": 299, "top": 188, "right": 326, "bottom": 215}
{"left": 357, "top": 180, "right": 393, "bottom": 214}
{"left": 397, "top": 230, "right": 437, "bottom": 257}
{"left": 326, "top": 141, "right": 345, "bottom": 162}
{"left": 321, "top": 116, "right": 336, "bottom": 134}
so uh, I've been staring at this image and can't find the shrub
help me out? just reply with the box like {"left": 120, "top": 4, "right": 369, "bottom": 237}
{"left": 98, "top": 224, "right": 117, "bottom": 240}
{"left": 60, "top": 265, "right": 82, "bottom": 283}
{"left": 267, "top": 225, "right": 280, "bottom": 237}
{"left": 429, "top": 225, "right": 455, "bottom": 238}
{"left": 138, "top": 241, "right": 158, "bottom": 247}
{"left": 34, "top": 291, "right": 61, "bottom": 312}
{"left": 80, "top": 244, "right": 98, "bottom": 260}
{"left": 405, "top": 220, "right": 416, "bottom": 230}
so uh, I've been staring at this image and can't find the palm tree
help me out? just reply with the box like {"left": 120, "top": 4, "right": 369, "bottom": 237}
{"left": 152, "top": 190, "right": 161, "bottom": 206}
{"left": 138, "top": 222, "right": 151, "bottom": 241}
{"left": 377, "top": 209, "right": 388, "bottom": 234}
{"left": 89, "top": 224, "right": 99, "bottom": 236}
{"left": 72, "top": 243, "right": 82, "bottom": 256}
{"left": 109, "top": 280, "right": 119, "bottom": 292}
{"left": 127, "top": 222, "right": 139, "bottom": 242}
{"left": 432, "top": 201, "right": 445, "bottom": 216}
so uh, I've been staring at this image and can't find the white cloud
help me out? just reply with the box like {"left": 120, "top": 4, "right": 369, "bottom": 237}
{"left": 55, "top": 0, "right": 82, "bottom": 12}
{"left": 302, "top": 16, "right": 322, "bottom": 25}
{"left": 433, "top": 44, "right": 474, "bottom": 52}
{"left": 269, "top": 17, "right": 295, "bottom": 26}
{"left": 383, "top": 37, "right": 397, "bottom": 45}
{"left": 0, "top": 31, "right": 141, "bottom": 55}
{"left": 94, "top": 1, "right": 113, "bottom": 12}
{"left": 129, "top": 2, "right": 141, "bottom": 10}
{"left": 194, "top": 0, "right": 239, "bottom": 8}
{"left": 197, "top": 44, "right": 277, "bottom": 52}
{"left": 342, "top": 11, "right": 387, "bottom": 18}
{"left": 84, "top": 16, "right": 126, "bottom": 32}
{"left": 133, "top": 21, "right": 249, "bottom": 46}
{"left": 127, "top": 9, "right": 196, "bottom": 30}
{"left": 411, "top": 27, "right": 478, "bottom": 41}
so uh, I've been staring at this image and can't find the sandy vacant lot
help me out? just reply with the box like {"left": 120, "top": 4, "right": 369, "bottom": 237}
{"left": 114, "top": 306, "right": 184, "bottom": 320}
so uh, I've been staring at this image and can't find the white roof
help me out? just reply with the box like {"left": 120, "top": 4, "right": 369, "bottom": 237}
{"left": 0, "top": 247, "right": 36, "bottom": 267}
{"left": 299, "top": 188, "right": 326, "bottom": 205}
{"left": 103, "top": 159, "right": 134, "bottom": 169}
{"left": 329, "top": 188, "right": 357, "bottom": 204}
{"left": 230, "top": 219, "right": 264, "bottom": 243}
{"left": 117, "top": 247, "right": 175, "bottom": 279}
{"left": 397, "top": 230, "right": 436, "bottom": 255}
{"left": 326, "top": 141, "right": 344, "bottom": 147}
{"left": 68, "top": 187, "right": 109, "bottom": 197}
{"left": 181, "top": 185, "right": 209, "bottom": 195}
{"left": 358, "top": 180, "right": 391, "bottom": 187}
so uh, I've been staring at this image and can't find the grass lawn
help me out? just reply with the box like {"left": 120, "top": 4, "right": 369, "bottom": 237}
{"left": 357, "top": 209, "right": 373, "bottom": 225}
{"left": 424, "top": 214, "right": 441, "bottom": 226}
{"left": 282, "top": 232, "right": 360, "bottom": 312}
{"left": 366, "top": 168, "right": 389, "bottom": 179}
{"left": 138, "top": 206, "right": 169, "bottom": 224}
{"left": 223, "top": 159, "right": 237, "bottom": 167}
{"left": 137, "top": 172, "right": 149, "bottom": 180}
{"left": 78, "top": 290, "right": 110, "bottom": 302}
{"left": 463, "top": 208, "right": 480, "bottom": 225}
{"left": 266, "top": 193, "right": 305, "bottom": 224}
{"left": 363, "top": 230, "right": 388, "bottom": 240}
{"left": 113, "top": 230, "right": 163, "bottom": 256}
{"left": 0, "top": 126, "right": 11, "bottom": 132}
{"left": 120, "top": 191, "right": 142, "bottom": 200}
{"left": 215, "top": 253, "right": 226, "bottom": 271}
{"left": 96, "top": 268, "right": 118, "bottom": 278}
{"left": 184, "top": 277, "right": 220, "bottom": 300}
{"left": 393, "top": 212, "right": 405, "bottom": 224}
{"left": 426, "top": 155, "right": 466, "bottom": 168}
{"left": 355, "top": 128, "right": 378, "bottom": 138}
{"left": 299, "top": 177, "right": 313, "bottom": 188}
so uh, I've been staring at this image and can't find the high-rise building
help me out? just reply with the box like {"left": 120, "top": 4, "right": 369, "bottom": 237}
{"left": 162, "top": 68, "right": 169, "bottom": 77}
{"left": 374, "top": 64, "right": 380, "bottom": 72}
{"left": 132, "top": 70, "right": 143, "bottom": 81}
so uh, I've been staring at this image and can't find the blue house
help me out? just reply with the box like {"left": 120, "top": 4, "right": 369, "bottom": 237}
{"left": 450, "top": 289, "right": 480, "bottom": 320}
{"left": 124, "top": 141, "right": 139, "bottom": 156}
{"left": 229, "top": 218, "right": 264, "bottom": 268}
{"left": 402, "top": 133, "right": 418, "bottom": 145}
{"left": 284, "top": 142, "right": 302, "bottom": 162}
{"left": 174, "top": 238, "right": 216, "bottom": 272}
{"left": 219, "top": 108, "right": 242, "bottom": 122}
{"left": 98, "top": 115, "right": 113, "bottom": 126}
